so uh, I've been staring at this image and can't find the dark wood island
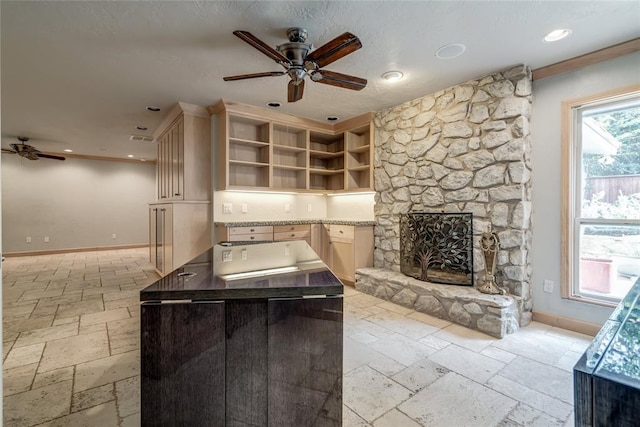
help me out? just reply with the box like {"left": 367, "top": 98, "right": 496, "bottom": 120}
{"left": 140, "top": 241, "right": 343, "bottom": 426}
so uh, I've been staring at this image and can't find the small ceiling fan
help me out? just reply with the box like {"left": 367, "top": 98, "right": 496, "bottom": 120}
{"left": 224, "top": 28, "right": 367, "bottom": 102}
{"left": 1, "top": 136, "right": 66, "bottom": 161}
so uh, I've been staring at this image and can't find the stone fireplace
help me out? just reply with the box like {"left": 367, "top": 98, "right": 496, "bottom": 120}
{"left": 355, "top": 65, "right": 533, "bottom": 338}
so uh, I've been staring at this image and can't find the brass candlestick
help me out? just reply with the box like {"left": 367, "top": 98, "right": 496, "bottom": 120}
{"left": 477, "top": 224, "right": 507, "bottom": 295}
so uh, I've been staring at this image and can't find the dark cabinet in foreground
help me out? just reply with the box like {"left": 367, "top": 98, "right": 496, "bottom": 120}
{"left": 141, "top": 241, "right": 344, "bottom": 426}
{"left": 574, "top": 278, "right": 640, "bottom": 427}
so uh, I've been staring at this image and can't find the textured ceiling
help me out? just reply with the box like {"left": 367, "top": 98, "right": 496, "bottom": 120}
{"left": 1, "top": 1, "right": 639, "bottom": 160}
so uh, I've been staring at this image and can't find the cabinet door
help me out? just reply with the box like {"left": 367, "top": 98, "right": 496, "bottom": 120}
{"left": 267, "top": 297, "right": 343, "bottom": 426}
{"left": 330, "top": 239, "right": 354, "bottom": 283}
{"left": 141, "top": 301, "right": 225, "bottom": 426}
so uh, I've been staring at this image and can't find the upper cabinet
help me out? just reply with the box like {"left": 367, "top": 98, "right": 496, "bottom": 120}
{"left": 212, "top": 101, "right": 374, "bottom": 193}
{"left": 154, "top": 102, "right": 211, "bottom": 201}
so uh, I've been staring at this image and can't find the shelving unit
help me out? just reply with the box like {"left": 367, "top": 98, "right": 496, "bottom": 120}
{"left": 213, "top": 100, "right": 374, "bottom": 193}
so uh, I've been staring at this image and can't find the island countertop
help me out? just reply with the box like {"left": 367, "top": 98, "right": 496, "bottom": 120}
{"left": 213, "top": 218, "right": 375, "bottom": 227}
{"left": 140, "top": 240, "right": 343, "bottom": 301}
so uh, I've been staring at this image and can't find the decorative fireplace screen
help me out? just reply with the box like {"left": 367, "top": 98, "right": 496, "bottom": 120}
{"left": 400, "top": 212, "right": 474, "bottom": 286}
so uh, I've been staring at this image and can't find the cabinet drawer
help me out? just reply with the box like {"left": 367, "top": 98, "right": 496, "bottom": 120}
{"left": 274, "top": 224, "right": 311, "bottom": 233}
{"left": 228, "top": 233, "right": 273, "bottom": 242}
{"left": 274, "top": 230, "right": 311, "bottom": 241}
{"left": 329, "top": 224, "right": 354, "bottom": 240}
{"left": 228, "top": 226, "right": 273, "bottom": 235}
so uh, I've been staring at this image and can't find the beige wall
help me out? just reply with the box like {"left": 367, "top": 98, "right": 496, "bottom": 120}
{"left": 1, "top": 155, "right": 155, "bottom": 253}
{"left": 530, "top": 52, "right": 640, "bottom": 325}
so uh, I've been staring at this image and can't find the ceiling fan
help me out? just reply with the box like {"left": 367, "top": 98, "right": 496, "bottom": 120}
{"left": 1, "top": 137, "right": 66, "bottom": 161}
{"left": 223, "top": 28, "right": 367, "bottom": 102}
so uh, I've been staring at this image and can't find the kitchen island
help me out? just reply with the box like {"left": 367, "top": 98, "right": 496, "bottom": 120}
{"left": 140, "top": 241, "right": 343, "bottom": 426}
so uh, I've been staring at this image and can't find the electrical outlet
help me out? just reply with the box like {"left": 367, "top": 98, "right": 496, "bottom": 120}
{"left": 222, "top": 250, "right": 232, "bottom": 262}
{"left": 307, "top": 203, "right": 312, "bottom": 212}
{"left": 112, "top": 233, "right": 117, "bottom": 239}
{"left": 241, "top": 203, "right": 248, "bottom": 213}
{"left": 241, "top": 249, "right": 247, "bottom": 260}
{"left": 44, "top": 236, "right": 50, "bottom": 243}
{"left": 284, "top": 244, "right": 290, "bottom": 256}
{"left": 543, "top": 280, "right": 554, "bottom": 293}
{"left": 284, "top": 203, "right": 290, "bottom": 213}
{"left": 26, "top": 236, "right": 32, "bottom": 243}
{"left": 223, "top": 203, "right": 232, "bottom": 214}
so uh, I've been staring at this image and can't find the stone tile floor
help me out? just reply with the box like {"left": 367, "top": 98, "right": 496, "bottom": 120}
{"left": 2, "top": 248, "right": 592, "bottom": 426}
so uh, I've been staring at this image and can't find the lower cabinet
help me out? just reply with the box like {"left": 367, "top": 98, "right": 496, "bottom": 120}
{"left": 327, "top": 224, "right": 374, "bottom": 284}
{"left": 141, "top": 297, "right": 343, "bottom": 426}
{"left": 149, "top": 202, "right": 211, "bottom": 276}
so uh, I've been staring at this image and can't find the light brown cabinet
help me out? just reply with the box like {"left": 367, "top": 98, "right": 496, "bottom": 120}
{"left": 326, "top": 225, "right": 374, "bottom": 284}
{"left": 149, "top": 203, "right": 211, "bottom": 276}
{"left": 150, "top": 102, "right": 212, "bottom": 276}
{"left": 212, "top": 101, "right": 373, "bottom": 193}
{"left": 155, "top": 102, "right": 211, "bottom": 201}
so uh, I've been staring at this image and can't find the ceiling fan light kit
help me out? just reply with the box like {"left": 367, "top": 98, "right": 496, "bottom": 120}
{"left": 224, "top": 27, "right": 367, "bottom": 102}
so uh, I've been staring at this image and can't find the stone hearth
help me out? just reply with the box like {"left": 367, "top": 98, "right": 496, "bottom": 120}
{"left": 356, "top": 268, "right": 522, "bottom": 338}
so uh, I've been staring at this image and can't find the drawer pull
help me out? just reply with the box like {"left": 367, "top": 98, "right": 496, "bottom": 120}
{"left": 290, "top": 227, "right": 295, "bottom": 231}
{"left": 291, "top": 233, "right": 295, "bottom": 237}
{"left": 250, "top": 228, "right": 255, "bottom": 232}
{"left": 339, "top": 230, "right": 344, "bottom": 234}
{"left": 250, "top": 236, "right": 255, "bottom": 240}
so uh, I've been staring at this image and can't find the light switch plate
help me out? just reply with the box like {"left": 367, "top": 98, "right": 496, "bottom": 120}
{"left": 223, "top": 203, "right": 232, "bottom": 214}
{"left": 241, "top": 203, "right": 248, "bottom": 213}
{"left": 222, "top": 250, "right": 232, "bottom": 262}
{"left": 543, "top": 280, "right": 554, "bottom": 293}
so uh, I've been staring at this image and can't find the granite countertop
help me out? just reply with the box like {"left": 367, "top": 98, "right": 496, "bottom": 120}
{"left": 140, "top": 241, "right": 343, "bottom": 301}
{"left": 214, "top": 219, "right": 375, "bottom": 227}
{"left": 578, "top": 277, "right": 640, "bottom": 388}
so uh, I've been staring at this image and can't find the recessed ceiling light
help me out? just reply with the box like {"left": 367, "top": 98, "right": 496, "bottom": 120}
{"left": 136, "top": 126, "right": 148, "bottom": 131}
{"left": 382, "top": 71, "right": 403, "bottom": 82}
{"left": 544, "top": 29, "right": 572, "bottom": 42}
{"left": 127, "top": 154, "right": 135, "bottom": 158}
{"left": 146, "top": 106, "right": 161, "bottom": 112}
{"left": 266, "top": 101, "right": 281, "bottom": 108}
{"left": 326, "top": 116, "right": 339, "bottom": 121}
{"left": 435, "top": 43, "right": 466, "bottom": 59}
{"left": 63, "top": 149, "right": 73, "bottom": 153}
{"left": 140, "top": 158, "right": 147, "bottom": 162}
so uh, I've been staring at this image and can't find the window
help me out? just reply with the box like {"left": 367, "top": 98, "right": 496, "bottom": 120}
{"left": 562, "top": 85, "right": 640, "bottom": 305}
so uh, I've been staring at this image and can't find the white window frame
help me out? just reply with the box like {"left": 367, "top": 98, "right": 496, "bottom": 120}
{"left": 561, "top": 84, "right": 640, "bottom": 306}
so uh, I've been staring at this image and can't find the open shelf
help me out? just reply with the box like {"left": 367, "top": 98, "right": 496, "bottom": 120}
{"left": 309, "top": 171, "right": 344, "bottom": 191}
{"left": 273, "top": 146, "right": 306, "bottom": 168}
{"left": 273, "top": 124, "right": 307, "bottom": 149}
{"left": 217, "top": 102, "right": 374, "bottom": 192}
{"left": 228, "top": 115, "right": 269, "bottom": 143}
{"left": 229, "top": 142, "right": 269, "bottom": 164}
{"left": 229, "top": 163, "right": 269, "bottom": 187}
{"left": 273, "top": 167, "right": 306, "bottom": 190}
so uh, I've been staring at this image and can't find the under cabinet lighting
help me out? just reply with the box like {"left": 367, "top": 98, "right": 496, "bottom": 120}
{"left": 326, "top": 116, "right": 340, "bottom": 121}
{"left": 127, "top": 154, "right": 134, "bottom": 158}
{"left": 63, "top": 149, "right": 73, "bottom": 153}
{"left": 544, "top": 29, "right": 572, "bottom": 42}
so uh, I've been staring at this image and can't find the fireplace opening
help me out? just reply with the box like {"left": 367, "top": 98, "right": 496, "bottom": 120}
{"left": 400, "top": 212, "right": 474, "bottom": 286}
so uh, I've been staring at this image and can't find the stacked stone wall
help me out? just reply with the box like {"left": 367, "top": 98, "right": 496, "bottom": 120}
{"left": 372, "top": 65, "right": 533, "bottom": 325}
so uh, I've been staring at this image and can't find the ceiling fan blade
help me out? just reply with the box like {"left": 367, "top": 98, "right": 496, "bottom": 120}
{"left": 36, "top": 153, "right": 66, "bottom": 161}
{"left": 311, "top": 70, "right": 367, "bottom": 91}
{"left": 305, "top": 32, "right": 362, "bottom": 68}
{"left": 288, "top": 79, "right": 305, "bottom": 103}
{"left": 1, "top": 148, "right": 17, "bottom": 154}
{"left": 223, "top": 71, "right": 286, "bottom": 81}
{"left": 233, "top": 31, "right": 291, "bottom": 66}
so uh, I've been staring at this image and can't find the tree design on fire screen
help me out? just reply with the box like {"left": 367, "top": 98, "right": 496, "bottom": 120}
{"left": 400, "top": 213, "right": 474, "bottom": 286}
